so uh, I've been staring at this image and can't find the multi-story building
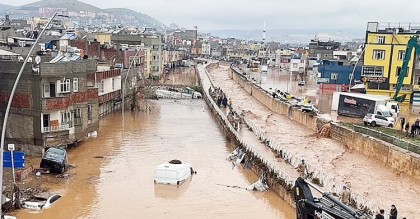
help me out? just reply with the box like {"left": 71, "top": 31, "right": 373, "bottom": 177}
{"left": 88, "top": 67, "right": 122, "bottom": 116}
{"left": 362, "top": 22, "right": 419, "bottom": 101}
{"left": 202, "top": 42, "right": 211, "bottom": 58}
{"left": 95, "top": 32, "right": 163, "bottom": 79}
{"left": 309, "top": 39, "right": 341, "bottom": 60}
{"left": 0, "top": 59, "right": 99, "bottom": 155}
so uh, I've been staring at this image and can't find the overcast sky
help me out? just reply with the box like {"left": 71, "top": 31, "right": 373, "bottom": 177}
{"left": 3, "top": 0, "right": 420, "bottom": 31}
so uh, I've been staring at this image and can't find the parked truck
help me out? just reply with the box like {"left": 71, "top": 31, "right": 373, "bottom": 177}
{"left": 331, "top": 92, "right": 400, "bottom": 118}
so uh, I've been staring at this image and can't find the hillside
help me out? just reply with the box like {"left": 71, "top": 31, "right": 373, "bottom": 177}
{"left": 104, "top": 8, "right": 167, "bottom": 28}
{"left": 20, "top": 0, "right": 102, "bottom": 13}
{"left": 0, "top": 3, "right": 14, "bottom": 12}
{"left": 16, "top": 0, "right": 168, "bottom": 29}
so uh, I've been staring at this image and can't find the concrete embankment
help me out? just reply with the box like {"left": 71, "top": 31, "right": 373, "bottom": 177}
{"left": 229, "top": 67, "right": 420, "bottom": 181}
{"left": 197, "top": 62, "right": 297, "bottom": 208}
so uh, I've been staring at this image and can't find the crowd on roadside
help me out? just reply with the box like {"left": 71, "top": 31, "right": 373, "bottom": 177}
{"left": 209, "top": 87, "right": 242, "bottom": 130}
{"left": 400, "top": 117, "right": 420, "bottom": 138}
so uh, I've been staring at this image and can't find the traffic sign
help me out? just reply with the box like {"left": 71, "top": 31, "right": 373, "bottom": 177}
{"left": 3, "top": 151, "right": 25, "bottom": 169}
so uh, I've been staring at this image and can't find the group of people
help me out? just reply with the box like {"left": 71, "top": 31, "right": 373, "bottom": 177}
{"left": 375, "top": 205, "right": 401, "bottom": 219}
{"left": 400, "top": 117, "right": 420, "bottom": 138}
{"left": 209, "top": 87, "right": 233, "bottom": 111}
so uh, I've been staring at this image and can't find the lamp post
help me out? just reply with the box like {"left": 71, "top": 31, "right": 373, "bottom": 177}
{"left": 0, "top": 12, "right": 68, "bottom": 214}
{"left": 122, "top": 48, "right": 142, "bottom": 127}
{"left": 348, "top": 45, "right": 366, "bottom": 92}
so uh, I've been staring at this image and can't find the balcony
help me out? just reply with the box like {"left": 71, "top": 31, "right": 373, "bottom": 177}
{"left": 43, "top": 124, "right": 70, "bottom": 133}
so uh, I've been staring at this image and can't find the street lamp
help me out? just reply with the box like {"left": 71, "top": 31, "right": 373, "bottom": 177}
{"left": 348, "top": 45, "right": 366, "bottom": 92}
{"left": 0, "top": 12, "right": 69, "bottom": 213}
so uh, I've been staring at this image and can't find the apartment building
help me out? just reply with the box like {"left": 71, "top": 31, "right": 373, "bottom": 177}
{"left": 0, "top": 59, "right": 99, "bottom": 155}
{"left": 362, "top": 22, "right": 420, "bottom": 101}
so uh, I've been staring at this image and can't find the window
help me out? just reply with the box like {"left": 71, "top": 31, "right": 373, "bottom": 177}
{"left": 43, "top": 84, "right": 50, "bottom": 98}
{"left": 331, "top": 73, "right": 338, "bottom": 80}
{"left": 396, "top": 67, "right": 409, "bottom": 77}
{"left": 73, "top": 78, "right": 79, "bottom": 92}
{"left": 99, "top": 80, "right": 104, "bottom": 93}
{"left": 87, "top": 104, "right": 93, "bottom": 123}
{"left": 293, "top": 63, "right": 298, "bottom": 68}
{"left": 301, "top": 60, "right": 304, "bottom": 63}
{"left": 398, "top": 50, "right": 406, "bottom": 60}
{"left": 112, "top": 78, "right": 115, "bottom": 90}
{"left": 74, "top": 108, "right": 82, "bottom": 125}
{"left": 377, "top": 36, "right": 385, "bottom": 44}
{"left": 324, "top": 54, "right": 329, "bottom": 58}
{"left": 129, "top": 56, "right": 141, "bottom": 66}
{"left": 60, "top": 111, "right": 71, "bottom": 128}
{"left": 373, "top": 50, "right": 385, "bottom": 60}
{"left": 362, "top": 66, "right": 384, "bottom": 77}
{"left": 59, "top": 79, "right": 71, "bottom": 93}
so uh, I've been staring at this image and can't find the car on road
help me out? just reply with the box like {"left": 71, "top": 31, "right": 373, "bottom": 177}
{"left": 363, "top": 113, "right": 395, "bottom": 127}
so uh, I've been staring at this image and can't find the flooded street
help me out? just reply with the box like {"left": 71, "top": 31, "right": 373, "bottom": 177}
{"left": 17, "top": 99, "right": 294, "bottom": 219}
{"left": 209, "top": 64, "right": 420, "bottom": 218}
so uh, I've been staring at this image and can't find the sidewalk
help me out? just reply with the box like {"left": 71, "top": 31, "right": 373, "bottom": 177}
{"left": 208, "top": 64, "right": 420, "bottom": 218}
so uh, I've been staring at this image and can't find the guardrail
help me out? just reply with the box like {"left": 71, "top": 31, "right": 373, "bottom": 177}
{"left": 353, "top": 125, "right": 420, "bottom": 154}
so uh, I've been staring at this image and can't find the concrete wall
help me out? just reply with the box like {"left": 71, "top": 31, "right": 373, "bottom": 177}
{"left": 198, "top": 63, "right": 296, "bottom": 209}
{"left": 230, "top": 67, "right": 420, "bottom": 180}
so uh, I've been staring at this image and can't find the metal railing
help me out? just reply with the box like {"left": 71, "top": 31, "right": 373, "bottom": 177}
{"left": 353, "top": 125, "right": 420, "bottom": 154}
{"left": 42, "top": 124, "right": 70, "bottom": 133}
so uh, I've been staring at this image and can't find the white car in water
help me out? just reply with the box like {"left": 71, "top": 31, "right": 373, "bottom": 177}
{"left": 363, "top": 113, "right": 395, "bottom": 127}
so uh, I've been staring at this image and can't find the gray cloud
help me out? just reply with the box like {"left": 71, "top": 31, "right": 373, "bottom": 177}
{"left": 4, "top": 0, "right": 420, "bottom": 31}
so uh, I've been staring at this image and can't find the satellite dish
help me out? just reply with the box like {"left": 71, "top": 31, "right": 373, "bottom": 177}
{"left": 27, "top": 57, "right": 33, "bottom": 62}
{"left": 18, "top": 56, "right": 24, "bottom": 62}
{"left": 35, "top": 56, "right": 41, "bottom": 64}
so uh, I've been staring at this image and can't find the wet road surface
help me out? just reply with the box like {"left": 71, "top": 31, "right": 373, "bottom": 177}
{"left": 208, "top": 64, "right": 420, "bottom": 218}
{"left": 17, "top": 99, "right": 294, "bottom": 219}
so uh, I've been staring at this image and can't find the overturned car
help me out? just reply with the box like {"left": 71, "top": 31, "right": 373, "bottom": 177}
{"left": 40, "top": 147, "right": 68, "bottom": 174}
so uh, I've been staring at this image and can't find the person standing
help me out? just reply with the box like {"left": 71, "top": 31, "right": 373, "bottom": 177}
{"left": 339, "top": 185, "right": 351, "bottom": 205}
{"left": 389, "top": 205, "right": 398, "bottom": 219}
{"left": 410, "top": 123, "right": 416, "bottom": 138}
{"left": 400, "top": 117, "right": 406, "bottom": 132}
{"left": 405, "top": 122, "right": 410, "bottom": 137}
{"left": 297, "top": 160, "right": 307, "bottom": 178}
{"left": 375, "top": 209, "right": 385, "bottom": 219}
{"left": 416, "top": 119, "right": 420, "bottom": 135}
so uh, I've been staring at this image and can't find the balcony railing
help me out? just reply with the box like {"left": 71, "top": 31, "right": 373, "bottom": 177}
{"left": 42, "top": 124, "right": 70, "bottom": 133}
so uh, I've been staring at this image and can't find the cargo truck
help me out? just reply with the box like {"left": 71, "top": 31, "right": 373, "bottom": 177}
{"left": 331, "top": 92, "right": 400, "bottom": 118}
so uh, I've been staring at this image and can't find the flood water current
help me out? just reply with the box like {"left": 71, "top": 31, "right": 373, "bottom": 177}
{"left": 17, "top": 99, "right": 294, "bottom": 219}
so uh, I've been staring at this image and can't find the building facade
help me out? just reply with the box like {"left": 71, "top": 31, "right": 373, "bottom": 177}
{"left": 0, "top": 59, "right": 99, "bottom": 155}
{"left": 362, "top": 22, "right": 418, "bottom": 101}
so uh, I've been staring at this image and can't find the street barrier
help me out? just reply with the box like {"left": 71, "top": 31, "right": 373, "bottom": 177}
{"left": 353, "top": 125, "right": 420, "bottom": 154}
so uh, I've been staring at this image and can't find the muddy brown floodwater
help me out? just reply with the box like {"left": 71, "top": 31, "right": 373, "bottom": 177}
{"left": 209, "top": 64, "right": 420, "bottom": 218}
{"left": 16, "top": 99, "right": 294, "bottom": 219}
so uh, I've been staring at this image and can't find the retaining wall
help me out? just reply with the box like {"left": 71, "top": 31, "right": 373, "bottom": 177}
{"left": 229, "top": 67, "right": 420, "bottom": 181}
{"left": 198, "top": 62, "right": 296, "bottom": 208}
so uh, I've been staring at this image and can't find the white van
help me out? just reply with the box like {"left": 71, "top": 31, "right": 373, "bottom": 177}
{"left": 154, "top": 160, "right": 193, "bottom": 186}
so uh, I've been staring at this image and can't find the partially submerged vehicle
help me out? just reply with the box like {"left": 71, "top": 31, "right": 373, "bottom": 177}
{"left": 227, "top": 148, "right": 246, "bottom": 164}
{"left": 40, "top": 147, "right": 68, "bottom": 174}
{"left": 21, "top": 193, "right": 61, "bottom": 210}
{"left": 155, "top": 87, "right": 202, "bottom": 99}
{"left": 154, "top": 160, "right": 195, "bottom": 186}
{"left": 247, "top": 176, "right": 269, "bottom": 192}
{"left": 298, "top": 81, "right": 306, "bottom": 86}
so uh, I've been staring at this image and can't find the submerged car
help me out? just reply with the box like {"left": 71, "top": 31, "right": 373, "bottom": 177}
{"left": 40, "top": 147, "right": 68, "bottom": 174}
{"left": 22, "top": 194, "right": 61, "bottom": 210}
{"left": 363, "top": 113, "right": 394, "bottom": 127}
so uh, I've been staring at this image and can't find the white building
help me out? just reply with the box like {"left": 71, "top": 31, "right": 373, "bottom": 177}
{"left": 202, "top": 42, "right": 211, "bottom": 57}
{"left": 289, "top": 54, "right": 307, "bottom": 74}
{"left": 90, "top": 67, "right": 122, "bottom": 116}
